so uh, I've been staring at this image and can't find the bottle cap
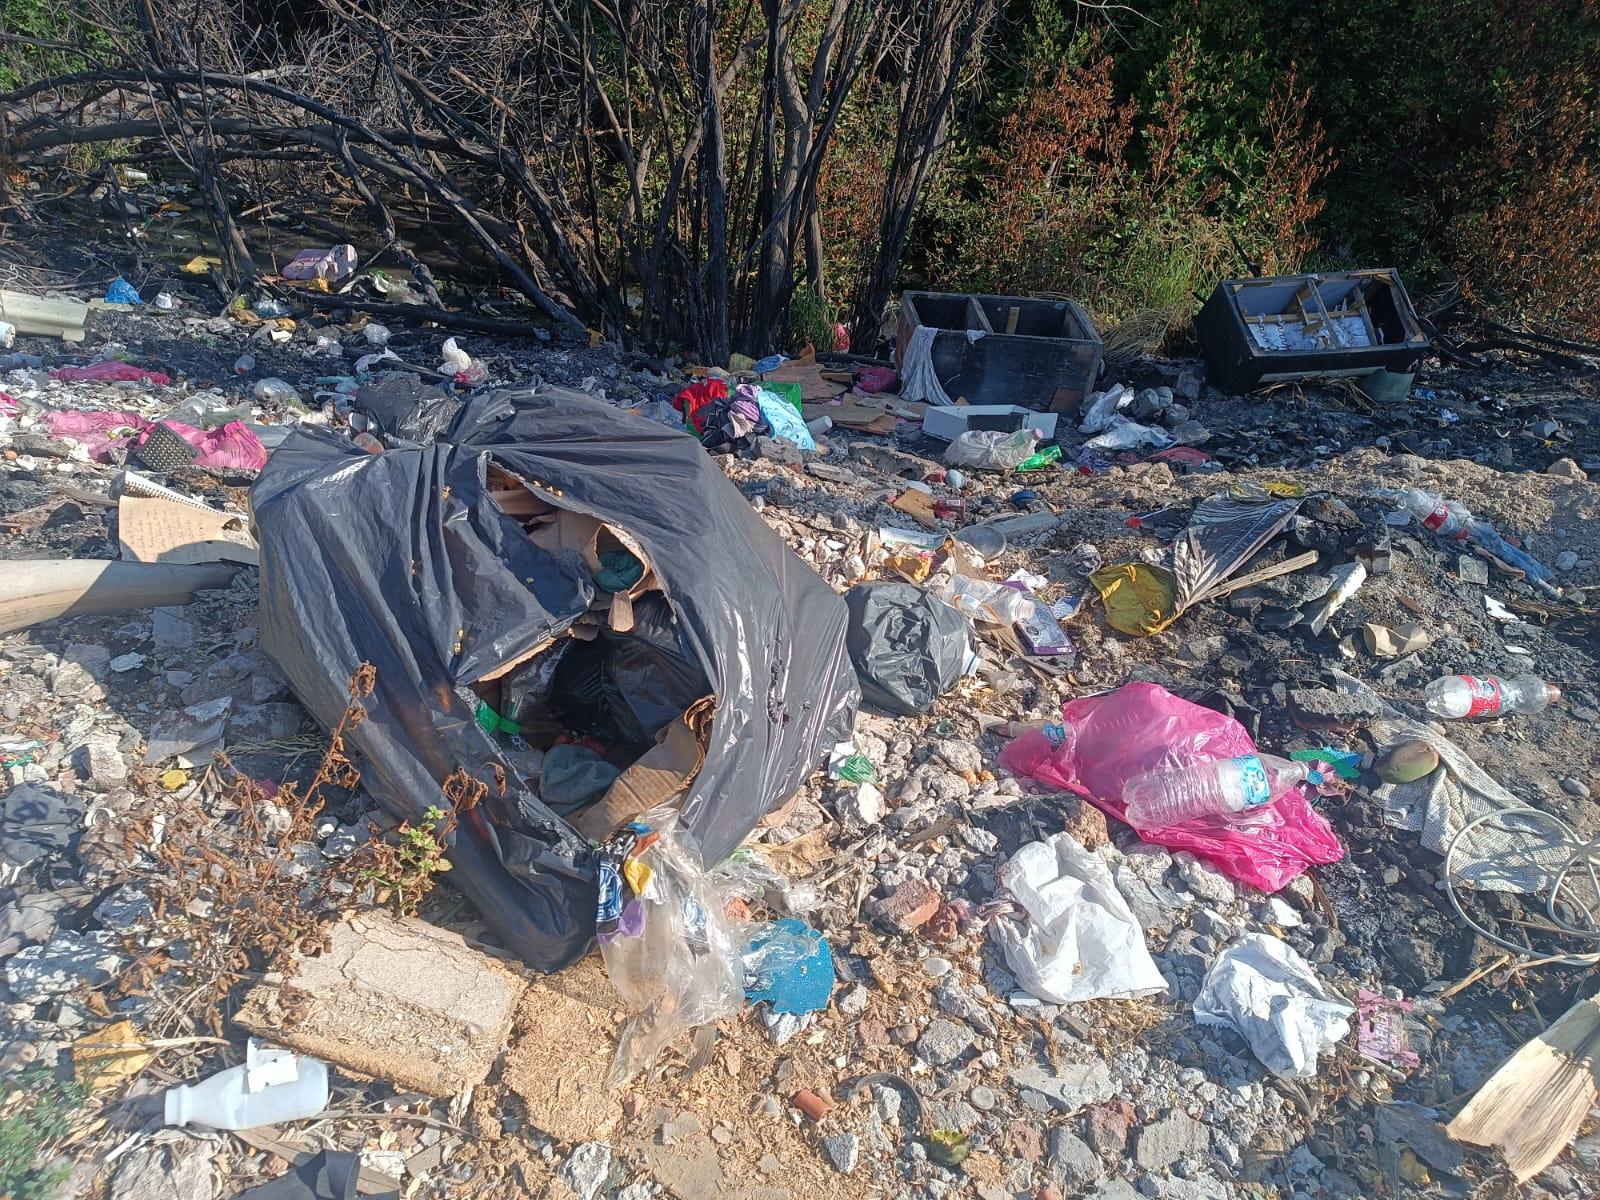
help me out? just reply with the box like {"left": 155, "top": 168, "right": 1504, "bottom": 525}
{"left": 1546, "top": 684, "right": 1563, "bottom": 706}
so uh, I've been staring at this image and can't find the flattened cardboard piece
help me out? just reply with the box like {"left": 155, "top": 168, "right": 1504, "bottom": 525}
{"left": 118, "top": 493, "right": 260, "bottom": 566}
{"left": 572, "top": 696, "right": 714, "bottom": 841}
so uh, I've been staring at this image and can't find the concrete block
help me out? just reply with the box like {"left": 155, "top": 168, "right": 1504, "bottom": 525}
{"left": 236, "top": 912, "right": 525, "bottom": 1095}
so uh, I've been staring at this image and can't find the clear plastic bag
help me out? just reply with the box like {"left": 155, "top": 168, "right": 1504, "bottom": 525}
{"left": 710, "top": 846, "right": 821, "bottom": 914}
{"left": 944, "top": 428, "right": 1038, "bottom": 470}
{"left": 939, "top": 574, "right": 1035, "bottom": 625}
{"left": 597, "top": 808, "right": 744, "bottom": 1086}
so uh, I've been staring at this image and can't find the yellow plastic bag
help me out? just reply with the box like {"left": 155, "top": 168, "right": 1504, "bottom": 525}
{"left": 1090, "top": 562, "right": 1179, "bottom": 636}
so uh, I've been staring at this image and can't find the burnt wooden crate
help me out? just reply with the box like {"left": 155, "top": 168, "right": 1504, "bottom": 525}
{"left": 897, "top": 292, "right": 1103, "bottom": 412}
{"left": 1195, "top": 269, "right": 1429, "bottom": 393}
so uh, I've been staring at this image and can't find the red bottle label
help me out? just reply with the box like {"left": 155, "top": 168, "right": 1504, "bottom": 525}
{"left": 1461, "top": 675, "right": 1502, "bottom": 717}
{"left": 1422, "top": 506, "right": 1450, "bottom": 532}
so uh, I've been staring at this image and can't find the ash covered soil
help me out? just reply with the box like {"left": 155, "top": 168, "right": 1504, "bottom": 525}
{"left": 2, "top": 290, "right": 1599, "bottom": 1200}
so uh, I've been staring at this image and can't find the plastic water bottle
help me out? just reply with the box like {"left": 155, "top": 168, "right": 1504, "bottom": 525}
{"left": 1396, "top": 488, "right": 1471, "bottom": 537}
{"left": 1122, "top": 754, "right": 1319, "bottom": 829}
{"left": 1424, "top": 674, "right": 1560, "bottom": 720}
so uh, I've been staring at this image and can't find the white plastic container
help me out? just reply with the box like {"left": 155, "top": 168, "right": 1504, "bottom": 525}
{"left": 165, "top": 1040, "right": 329, "bottom": 1131}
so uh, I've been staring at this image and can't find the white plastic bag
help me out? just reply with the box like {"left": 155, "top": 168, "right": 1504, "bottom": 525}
{"left": 439, "top": 337, "right": 487, "bottom": 385}
{"left": 1077, "top": 383, "right": 1132, "bottom": 434}
{"left": 993, "top": 833, "right": 1168, "bottom": 1003}
{"left": 1084, "top": 416, "right": 1173, "bottom": 452}
{"left": 1193, "top": 932, "right": 1353, "bottom": 1078}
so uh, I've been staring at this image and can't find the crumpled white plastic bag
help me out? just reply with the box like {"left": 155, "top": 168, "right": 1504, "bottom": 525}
{"left": 993, "top": 833, "right": 1168, "bottom": 1003}
{"left": 1078, "top": 383, "right": 1133, "bottom": 434}
{"left": 1193, "top": 932, "right": 1353, "bottom": 1078}
{"left": 1084, "top": 415, "right": 1173, "bottom": 452}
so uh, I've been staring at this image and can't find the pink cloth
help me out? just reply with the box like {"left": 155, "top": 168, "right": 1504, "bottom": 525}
{"left": 51, "top": 362, "right": 171, "bottom": 385}
{"left": 43, "top": 410, "right": 268, "bottom": 471}
{"left": 0, "top": 392, "right": 17, "bottom": 416}
{"left": 999, "top": 682, "right": 1344, "bottom": 891}
{"left": 856, "top": 366, "right": 899, "bottom": 394}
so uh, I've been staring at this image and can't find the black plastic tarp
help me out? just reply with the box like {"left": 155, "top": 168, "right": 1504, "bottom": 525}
{"left": 252, "top": 387, "right": 859, "bottom": 969}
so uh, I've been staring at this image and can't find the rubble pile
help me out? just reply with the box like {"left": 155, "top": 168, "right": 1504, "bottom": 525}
{"left": 2, "top": 274, "right": 1599, "bottom": 1200}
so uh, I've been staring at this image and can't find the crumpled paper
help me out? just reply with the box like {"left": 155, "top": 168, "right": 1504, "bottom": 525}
{"left": 993, "top": 832, "right": 1168, "bottom": 1003}
{"left": 1193, "top": 932, "right": 1353, "bottom": 1078}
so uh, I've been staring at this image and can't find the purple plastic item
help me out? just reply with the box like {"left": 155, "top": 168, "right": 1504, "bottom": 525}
{"left": 998, "top": 682, "right": 1343, "bottom": 891}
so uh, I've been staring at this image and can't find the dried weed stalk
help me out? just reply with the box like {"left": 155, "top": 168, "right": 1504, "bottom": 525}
{"left": 113, "top": 661, "right": 478, "bottom": 1037}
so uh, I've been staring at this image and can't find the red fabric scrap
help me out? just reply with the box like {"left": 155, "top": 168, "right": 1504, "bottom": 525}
{"left": 856, "top": 365, "right": 899, "bottom": 394}
{"left": 50, "top": 362, "right": 171, "bottom": 385}
{"left": 672, "top": 378, "right": 728, "bottom": 435}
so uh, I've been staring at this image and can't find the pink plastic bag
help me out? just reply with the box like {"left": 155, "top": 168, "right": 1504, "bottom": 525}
{"left": 999, "top": 682, "right": 1343, "bottom": 891}
{"left": 44, "top": 410, "right": 268, "bottom": 471}
{"left": 50, "top": 362, "right": 171, "bottom": 385}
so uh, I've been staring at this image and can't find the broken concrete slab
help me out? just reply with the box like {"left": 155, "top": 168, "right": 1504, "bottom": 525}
{"left": 6, "top": 928, "right": 127, "bottom": 1002}
{"left": 1007, "top": 1059, "right": 1115, "bottom": 1115}
{"left": 143, "top": 696, "right": 232, "bottom": 764}
{"left": 502, "top": 957, "right": 623, "bottom": 1144}
{"left": 236, "top": 912, "right": 525, "bottom": 1095}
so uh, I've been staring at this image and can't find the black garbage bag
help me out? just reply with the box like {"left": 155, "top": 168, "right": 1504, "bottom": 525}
{"left": 253, "top": 387, "right": 859, "bottom": 970}
{"left": 353, "top": 372, "right": 462, "bottom": 444}
{"left": 844, "top": 581, "right": 970, "bottom": 716}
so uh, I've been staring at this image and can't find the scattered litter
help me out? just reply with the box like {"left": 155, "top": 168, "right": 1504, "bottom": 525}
{"left": 51, "top": 362, "right": 170, "bottom": 385}
{"left": 73, "top": 1019, "right": 153, "bottom": 1090}
{"left": 1193, "top": 932, "right": 1354, "bottom": 1078}
{"left": 1361, "top": 620, "right": 1430, "bottom": 658}
{"left": 1356, "top": 988, "right": 1420, "bottom": 1069}
{"left": 103, "top": 277, "right": 143, "bottom": 305}
{"left": 44, "top": 410, "right": 267, "bottom": 470}
{"left": 597, "top": 810, "right": 744, "bottom": 1085}
{"left": 743, "top": 917, "right": 834, "bottom": 1014}
{"left": 923, "top": 405, "right": 1058, "bottom": 442}
{"left": 281, "top": 244, "right": 357, "bottom": 282}
{"left": 1448, "top": 993, "right": 1600, "bottom": 1181}
{"left": 845, "top": 581, "right": 970, "bottom": 716}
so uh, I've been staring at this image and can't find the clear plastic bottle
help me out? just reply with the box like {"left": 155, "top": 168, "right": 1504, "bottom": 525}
{"left": 1396, "top": 488, "right": 1472, "bottom": 537}
{"left": 1424, "top": 674, "right": 1560, "bottom": 720}
{"left": 1122, "top": 754, "right": 1319, "bottom": 829}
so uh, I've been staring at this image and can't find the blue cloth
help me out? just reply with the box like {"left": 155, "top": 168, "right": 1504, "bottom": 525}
{"left": 743, "top": 917, "right": 834, "bottom": 1014}
{"left": 752, "top": 387, "right": 816, "bottom": 451}
{"left": 753, "top": 353, "right": 786, "bottom": 375}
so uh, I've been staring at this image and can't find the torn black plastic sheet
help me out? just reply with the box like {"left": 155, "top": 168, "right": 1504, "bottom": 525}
{"left": 253, "top": 387, "right": 859, "bottom": 969}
